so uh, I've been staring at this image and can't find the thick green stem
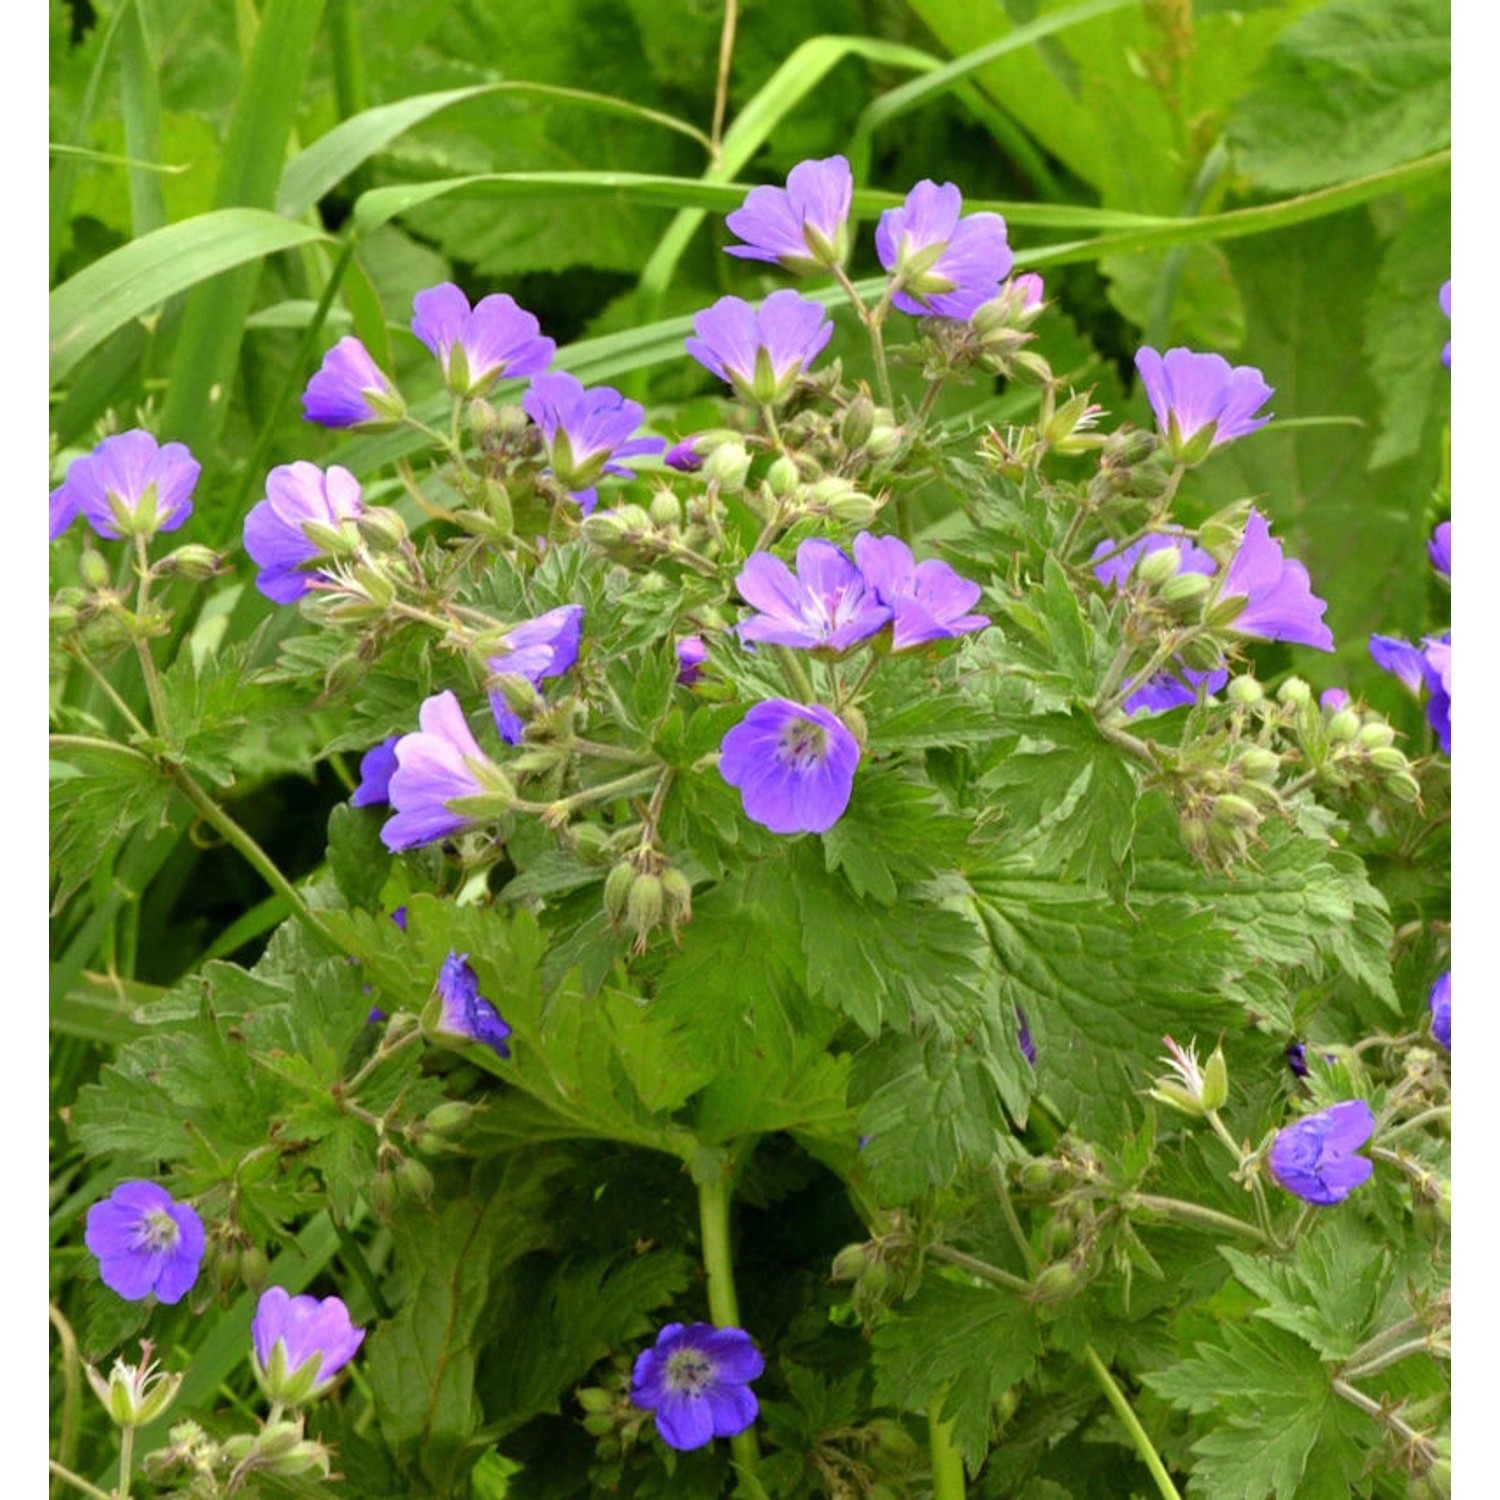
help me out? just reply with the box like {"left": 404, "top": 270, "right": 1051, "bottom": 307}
{"left": 927, "top": 1395, "right": 967, "bottom": 1500}
{"left": 927, "top": 1242, "right": 1033, "bottom": 1295}
{"left": 1122, "top": 1193, "right": 1274, "bottom": 1248}
{"left": 114, "top": 1425, "right": 135, "bottom": 1500}
{"left": 1082, "top": 1345, "right": 1181, "bottom": 1500}
{"left": 696, "top": 1173, "right": 761, "bottom": 1470}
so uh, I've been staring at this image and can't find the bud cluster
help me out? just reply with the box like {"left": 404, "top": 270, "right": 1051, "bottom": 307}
{"left": 602, "top": 848, "right": 694, "bottom": 953}
{"left": 829, "top": 1214, "right": 924, "bottom": 1328}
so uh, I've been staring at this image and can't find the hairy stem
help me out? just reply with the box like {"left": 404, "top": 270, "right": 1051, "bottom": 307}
{"left": 927, "top": 1242, "right": 1034, "bottom": 1295}
{"left": 1083, "top": 1345, "right": 1181, "bottom": 1500}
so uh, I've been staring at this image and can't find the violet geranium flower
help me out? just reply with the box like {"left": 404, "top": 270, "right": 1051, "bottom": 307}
{"left": 1217, "top": 511, "right": 1334, "bottom": 651}
{"left": 1369, "top": 632, "right": 1451, "bottom": 754}
{"left": 685, "top": 291, "right": 833, "bottom": 405}
{"left": 351, "top": 737, "right": 402, "bottom": 808}
{"left": 383, "top": 691, "right": 507, "bottom": 852}
{"left": 1120, "top": 666, "right": 1229, "bottom": 717}
{"left": 85, "top": 1181, "right": 205, "bottom": 1305}
{"left": 719, "top": 699, "right": 860, "bottom": 835}
{"left": 50, "top": 430, "right": 200, "bottom": 541}
{"left": 630, "top": 1322, "right": 765, "bottom": 1452}
{"left": 725, "top": 155, "right": 853, "bottom": 274}
{"left": 431, "top": 952, "right": 512, "bottom": 1059}
{"left": 1268, "top": 1099, "right": 1377, "bottom": 1206}
{"left": 736, "top": 539, "right": 891, "bottom": 653}
{"left": 675, "top": 635, "right": 708, "bottom": 686}
{"left": 411, "top": 283, "right": 554, "bottom": 397}
{"left": 302, "top": 336, "right": 401, "bottom": 429}
{"left": 1091, "top": 532, "right": 1218, "bottom": 591}
{"left": 1134, "top": 346, "right": 1273, "bottom": 461}
{"left": 486, "top": 604, "right": 585, "bottom": 744}
{"left": 243, "top": 462, "right": 364, "bottom": 604}
{"left": 875, "top": 180, "right": 1013, "bottom": 321}
{"left": 251, "top": 1287, "right": 365, "bottom": 1404}
{"left": 1428, "top": 520, "right": 1450, "bottom": 580}
{"left": 522, "top": 371, "right": 664, "bottom": 513}
{"left": 852, "top": 532, "right": 989, "bottom": 650}
{"left": 1439, "top": 280, "right": 1451, "bottom": 368}
{"left": 1430, "top": 970, "right": 1450, "bottom": 1051}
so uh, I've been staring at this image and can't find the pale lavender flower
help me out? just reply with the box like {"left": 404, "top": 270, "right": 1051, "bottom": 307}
{"left": 522, "top": 372, "right": 664, "bottom": 513}
{"left": 685, "top": 291, "right": 833, "bottom": 404}
{"left": 252, "top": 1287, "right": 364, "bottom": 1402}
{"left": 433, "top": 952, "right": 512, "bottom": 1058}
{"left": 411, "top": 283, "right": 554, "bottom": 396}
{"left": 725, "top": 155, "right": 853, "bottom": 274}
{"left": 1218, "top": 511, "right": 1334, "bottom": 651}
{"left": 630, "top": 1323, "right": 764, "bottom": 1451}
{"left": 1012, "top": 272, "right": 1045, "bottom": 311}
{"left": 303, "top": 336, "right": 400, "bottom": 428}
{"left": 383, "top": 691, "right": 500, "bottom": 852}
{"left": 875, "top": 180, "right": 1013, "bottom": 321}
{"left": 719, "top": 699, "right": 860, "bottom": 834}
{"left": 85, "top": 1181, "right": 205, "bottom": 1305}
{"left": 735, "top": 539, "right": 891, "bottom": 652}
{"left": 1320, "top": 688, "right": 1351, "bottom": 713}
{"left": 1439, "top": 280, "right": 1451, "bottom": 368}
{"left": 676, "top": 635, "right": 708, "bottom": 686}
{"left": 852, "top": 532, "right": 988, "bottom": 650}
{"left": 486, "top": 604, "right": 584, "bottom": 743}
{"left": 1268, "top": 1100, "right": 1376, "bottom": 1206}
{"left": 51, "top": 430, "right": 200, "bottom": 541}
{"left": 1428, "top": 520, "right": 1450, "bottom": 580}
{"left": 243, "top": 462, "right": 364, "bottom": 604}
{"left": 1430, "top": 970, "right": 1450, "bottom": 1051}
{"left": 1121, "top": 665, "right": 1229, "bottom": 716}
{"left": 1134, "top": 346, "right": 1273, "bottom": 460}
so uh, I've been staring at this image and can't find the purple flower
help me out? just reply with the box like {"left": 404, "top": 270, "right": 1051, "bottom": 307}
{"left": 522, "top": 371, "right": 664, "bottom": 512}
{"left": 875, "top": 180, "right": 1013, "bottom": 321}
{"left": 676, "top": 635, "right": 708, "bottom": 686}
{"left": 736, "top": 540, "right": 891, "bottom": 653}
{"left": 51, "top": 430, "right": 200, "bottom": 541}
{"left": 352, "top": 737, "right": 401, "bottom": 807}
{"left": 1016, "top": 1006, "right": 1036, "bottom": 1066}
{"left": 1369, "top": 632, "right": 1450, "bottom": 753}
{"left": 1012, "top": 272, "right": 1045, "bottom": 311}
{"left": 1268, "top": 1100, "right": 1377, "bottom": 1206}
{"left": 1284, "top": 1041, "right": 1310, "bottom": 1079}
{"left": 1439, "top": 280, "right": 1451, "bottom": 368}
{"left": 1218, "top": 511, "right": 1334, "bottom": 651}
{"left": 663, "top": 438, "right": 703, "bottom": 473}
{"left": 1134, "top": 346, "right": 1273, "bottom": 460}
{"left": 725, "top": 155, "right": 853, "bottom": 274}
{"left": 685, "top": 291, "right": 834, "bottom": 405}
{"left": 252, "top": 1287, "right": 364, "bottom": 1403}
{"left": 852, "top": 532, "right": 989, "bottom": 650}
{"left": 242, "top": 462, "right": 364, "bottom": 604}
{"left": 1320, "top": 688, "right": 1351, "bottom": 713}
{"left": 302, "top": 336, "right": 400, "bottom": 428}
{"left": 719, "top": 699, "right": 860, "bottom": 835}
{"left": 1091, "top": 532, "right": 1217, "bottom": 591}
{"left": 84, "top": 1181, "right": 205, "bottom": 1305}
{"left": 1430, "top": 970, "right": 1450, "bottom": 1051}
{"left": 630, "top": 1322, "right": 764, "bottom": 1452}
{"left": 411, "top": 283, "right": 554, "bottom": 397}
{"left": 1121, "top": 665, "right": 1229, "bottom": 717}
{"left": 383, "top": 691, "right": 501, "bottom": 852}
{"left": 1428, "top": 520, "right": 1450, "bottom": 580}
{"left": 486, "top": 604, "right": 584, "bottom": 744}
{"left": 433, "top": 952, "right": 512, "bottom": 1058}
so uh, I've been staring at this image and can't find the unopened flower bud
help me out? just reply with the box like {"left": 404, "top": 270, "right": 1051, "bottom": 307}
{"left": 702, "top": 440, "right": 752, "bottom": 490}
{"left": 396, "top": 1155, "right": 435, "bottom": 1204}
{"left": 765, "top": 455, "right": 800, "bottom": 498}
{"left": 426, "top": 1101, "right": 477, "bottom": 1137}
{"left": 1358, "top": 721, "right": 1396, "bottom": 750}
{"left": 1160, "top": 570, "right": 1210, "bottom": 617}
{"left": 1276, "top": 676, "right": 1312, "bottom": 707}
{"left": 1197, "top": 501, "right": 1253, "bottom": 563}
{"left": 865, "top": 422, "right": 903, "bottom": 461}
{"left": 1384, "top": 770, "right": 1423, "bottom": 804}
{"left": 1180, "top": 633, "right": 1226, "bottom": 671}
{"left": 1029, "top": 1262, "right": 1083, "bottom": 1304}
{"left": 603, "top": 861, "right": 635, "bottom": 925}
{"left": 830, "top": 1243, "right": 870, "bottom": 1282}
{"left": 1326, "top": 708, "right": 1360, "bottom": 744}
{"left": 1226, "top": 674, "right": 1264, "bottom": 706}
{"left": 625, "top": 872, "right": 665, "bottom": 943}
{"left": 356, "top": 507, "right": 409, "bottom": 551}
{"left": 648, "top": 492, "right": 682, "bottom": 529}
{"left": 1235, "top": 746, "right": 1279, "bottom": 783}
{"left": 1102, "top": 429, "right": 1158, "bottom": 469}
{"left": 50, "top": 601, "right": 80, "bottom": 634}
{"left": 1367, "top": 746, "right": 1410, "bottom": 775}
{"left": 239, "top": 1243, "right": 270, "bottom": 1291}
{"left": 80, "top": 549, "right": 112, "bottom": 590}
{"left": 322, "top": 653, "right": 367, "bottom": 699}
{"left": 371, "top": 1168, "right": 399, "bottom": 1219}
{"left": 659, "top": 866, "right": 694, "bottom": 934}
{"left": 1134, "top": 545, "right": 1184, "bottom": 589}
{"left": 841, "top": 394, "right": 876, "bottom": 449}
{"left": 1213, "top": 793, "right": 1261, "bottom": 828}
{"left": 160, "top": 543, "right": 223, "bottom": 581}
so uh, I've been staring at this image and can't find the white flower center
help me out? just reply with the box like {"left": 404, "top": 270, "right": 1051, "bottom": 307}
{"left": 665, "top": 1349, "right": 716, "bottom": 1397}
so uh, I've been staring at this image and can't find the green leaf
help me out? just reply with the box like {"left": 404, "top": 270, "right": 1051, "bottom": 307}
{"left": 50, "top": 746, "right": 173, "bottom": 910}
{"left": 1229, "top": 0, "right": 1450, "bottom": 194}
{"left": 821, "top": 772, "right": 973, "bottom": 905}
{"left": 49, "top": 208, "right": 329, "bottom": 387}
{"left": 1145, "top": 1321, "right": 1371, "bottom": 1500}
{"left": 871, "top": 1277, "right": 1041, "bottom": 1472}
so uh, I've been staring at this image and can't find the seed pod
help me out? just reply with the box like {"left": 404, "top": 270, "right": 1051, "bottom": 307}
{"left": 625, "top": 873, "right": 664, "bottom": 941}
{"left": 603, "top": 862, "right": 635, "bottom": 925}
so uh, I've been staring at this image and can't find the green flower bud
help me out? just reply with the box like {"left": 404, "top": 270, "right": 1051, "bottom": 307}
{"left": 577, "top": 1386, "right": 616, "bottom": 1415}
{"left": 1235, "top": 746, "right": 1280, "bottom": 783}
{"left": 1276, "top": 676, "right": 1312, "bottom": 707}
{"left": 830, "top": 1243, "right": 870, "bottom": 1282}
{"left": 1213, "top": 793, "right": 1261, "bottom": 829}
{"left": 1326, "top": 708, "right": 1361, "bottom": 744}
{"left": 603, "top": 862, "right": 635, "bottom": 925}
{"left": 239, "top": 1243, "right": 270, "bottom": 1292}
{"left": 160, "top": 543, "right": 223, "bottom": 581}
{"left": 841, "top": 394, "right": 876, "bottom": 449}
{"left": 648, "top": 491, "right": 682, "bottom": 529}
{"left": 1029, "top": 1262, "right": 1083, "bottom": 1304}
{"left": 625, "top": 872, "right": 664, "bottom": 942}
{"left": 659, "top": 866, "right": 694, "bottom": 933}
{"left": 1226, "top": 674, "right": 1264, "bottom": 706}
{"left": 765, "top": 455, "right": 800, "bottom": 498}
{"left": 1180, "top": 633, "right": 1227, "bottom": 671}
{"left": 1368, "top": 746, "right": 1410, "bottom": 775}
{"left": 1136, "top": 544, "right": 1184, "bottom": 588}
{"left": 396, "top": 1155, "right": 435, "bottom": 1204}
{"left": 865, "top": 422, "right": 904, "bottom": 461}
{"left": 49, "top": 601, "right": 80, "bottom": 634}
{"left": 80, "top": 549, "right": 112, "bottom": 591}
{"left": 1384, "top": 770, "right": 1423, "bottom": 804}
{"left": 702, "top": 440, "right": 752, "bottom": 490}
{"left": 1358, "top": 721, "right": 1396, "bottom": 750}
{"left": 1200, "top": 1043, "right": 1229, "bottom": 1112}
{"left": 1160, "top": 570, "right": 1211, "bottom": 617}
{"left": 356, "top": 507, "right": 409, "bottom": 551}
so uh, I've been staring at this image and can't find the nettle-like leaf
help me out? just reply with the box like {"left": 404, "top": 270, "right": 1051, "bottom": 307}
{"left": 1145, "top": 1321, "right": 1373, "bottom": 1500}
{"left": 871, "top": 1276, "right": 1041, "bottom": 1473}
{"left": 50, "top": 747, "right": 174, "bottom": 909}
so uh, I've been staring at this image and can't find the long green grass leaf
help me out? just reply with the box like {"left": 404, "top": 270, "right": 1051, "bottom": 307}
{"left": 280, "top": 83, "right": 712, "bottom": 220}
{"left": 117, "top": 0, "right": 166, "bottom": 238}
{"left": 50, "top": 209, "right": 329, "bottom": 389}
{"left": 156, "top": 0, "right": 328, "bottom": 456}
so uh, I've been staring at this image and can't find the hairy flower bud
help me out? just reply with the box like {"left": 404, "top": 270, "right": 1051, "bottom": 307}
{"left": 604, "top": 861, "right": 635, "bottom": 925}
{"left": 625, "top": 872, "right": 665, "bottom": 946}
{"left": 702, "top": 440, "right": 752, "bottom": 490}
{"left": 1160, "top": 570, "right": 1211, "bottom": 618}
{"left": 841, "top": 394, "right": 876, "bottom": 449}
{"left": 648, "top": 492, "right": 683, "bottom": 530}
{"left": 765, "top": 455, "right": 801, "bottom": 498}
{"left": 159, "top": 543, "right": 224, "bottom": 581}
{"left": 1226, "top": 674, "right": 1263, "bottom": 706}
{"left": 1326, "top": 708, "right": 1361, "bottom": 744}
{"left": 1276, "top": 676, "right": 1312, "bottom": 707}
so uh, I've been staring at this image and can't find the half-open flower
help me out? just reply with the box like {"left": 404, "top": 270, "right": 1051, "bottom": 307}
{"left": 725, "top": 155, "right": 853, "bottom": 274}
{"left": 686, "top": 291, "right": 833, "bottom": 405}
{"left": 411, "top": 283, "right": 555, "bottom": 397}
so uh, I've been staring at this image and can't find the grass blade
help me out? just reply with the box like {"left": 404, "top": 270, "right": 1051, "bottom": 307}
{"left": 117, "top": 0, "right": 166, "bottom": 238}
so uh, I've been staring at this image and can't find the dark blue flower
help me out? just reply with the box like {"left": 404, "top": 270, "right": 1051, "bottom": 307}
{"left": 522, "top": 372, "right": 664, "bottom": 513}
{"left": 719, "top": 699, "right": 860, "bottom": 835}
{"left": 1268, "top": 1100, "right": 1376, "bottom": 1205}
{"left": 1016, "top": 1007, "right": 1036, "bottom": 1066}
{"left": 1439, "top": 280, "right": 1451, "bottom": 368}
{"left": 1430, "top": 970, "right": 1450, "bottom": 1051}
{"left": 1219, "top": 511, "right": 1333, "bottom": 651}
{"left": 1428, "top": 521, "right": 1450, "bottom": 580}
{"left": 252, "top": 1287, "right": 364, "bottom": 1403}
{"left": 243, "top": 462, "right": 364, "bottom": 604}
{"left": 51, "top": 430, "right": 200, "bottom": 541}
{"left": 1369, "top": 631, "right": 1450, "bottom": 754}
{"left": 1120, "top": 666, "right": 1229, "bottom": 716}
{"left": 85, "top": 1181, "right": 205, "bottom": 1305}
{"left": 383, "top": 692, "right": 502, "bottom": 852}
{"left": 630, "top": 1322, "right": 764, "bottom": 1451}
{"left": 433, "top": 952, "right": 512, "bottom": 1058}
{"left": 676, "top": 635, "right": 708, "bottom": 686}
{"left": 486, "top": 604, "right": 584, "bottom": 744}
